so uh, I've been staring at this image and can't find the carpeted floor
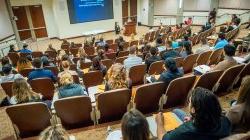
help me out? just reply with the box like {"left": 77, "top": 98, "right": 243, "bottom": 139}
{"left": 0, "top": 25, "right": 249, "bottom": 139}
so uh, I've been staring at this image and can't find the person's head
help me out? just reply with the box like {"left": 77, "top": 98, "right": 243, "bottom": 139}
{"left": 188, "top": 87, "right": 222, "bottom": 130}
{"left": 106, "top": 63, "right": 127, "bottom": 89}
{"left": 41, "top": 56, "right": 50, "bottom": 66}
{"left": 100, "top": 37, "right": 104, "bottom": 42}
{"left": 119, "top": 36, "right": 124, "bottom": 42}
{"left": 32, "top": 58, "right": 42, "bottom": 68}
{"left": 184, "top": 34, "right": 189, "bottom": 41}
{"left": 184, "top": 42, "right": 192, "bottom": 55}
{"left": 232, "top": 14, "right": 237, "bottom": 19}
{"left": 61, "top": 60, "right": 70, "bottom": 70}
{"left": 224, "top": 44, "right": 236, "bottom": 57}
{"left": 2, "top": 64, "right": 12, "bottom": 75}
{"left": 149, "top": 47, "right": 158, "bottom": 56}
{"left": 188, "top": 17, "right": 192, "bottom": 20}
{"left": 179, "top": 23, "right": 183, "bottom": 28}
{"left": 97, "top": 49, "right": 106, "bottom": 59}
{"left": 59, "top": 72, "right": 73, "bottom": 86}
{"left": 218, "top": 32, "right": 226, "bottom": 40}
{"left": 186, "top": 29, "right": 191, "bottom": 35}
{"left": 201, "top": 25, "right": 206, "bottom": 30}
{"left": 48, "top": 44, "right": 53, "bottom": 48}
{"left": 12, "top": 78, "right": 39, "bottom": 103}
{"left": 201, "top": 38, "right": 207, "bottom": 45}
{"left": 39, "top": 124, "right": 70, "bottom": 140}
{"left": 115, "top": 22, "right": 118, "bottom": 26}
{"left": 61, "top": 54, "right": 70, "bottom": 62}
{"left": 104, "top": 44, "right": 110, "bottom": 52}
{"left": 236, "top": 76, "right": 250, "bottom": 130}
{"left": 92, "top": 56, "right": 102, "bottom": 69}
{"left": 9, "top": 44, "right": 15, "bottom": 51}
{"left": 156, "top": 37, "right": 163, "bottom": 45}
{"left": 1, "top": 56, "right": 10, "bottom": 66}
{"left": 213, "top": 8, "right": 216, "bottom": 11}
{"left": 121, "top": 109, "right": 150, "bottom": 140}
{"left": 23, "top": 44, "right": 28, "bottom": 49}
{"left": 70, "top": 42, "right": 75, "bottom": 46}
{"left": 62, "top": 39, "right": 67, "bottom": 43}
{"left": 164, "top": 58, "right": 178, "bottom": 72}
{"left": 129, "top": 45, "right": 137, "bottom": 55}
{"left": 18, "top": 56, "right": 30, "bottom": 65}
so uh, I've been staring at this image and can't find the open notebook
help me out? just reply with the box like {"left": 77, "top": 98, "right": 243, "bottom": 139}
{"left": 106, "top": 112, "right": 182, "bottom": 140}
{"left": 194, "top": 65, "right": 211, "bottom": 75}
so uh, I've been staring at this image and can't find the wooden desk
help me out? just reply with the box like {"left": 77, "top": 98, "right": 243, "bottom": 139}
{"left": 123, "top": 22, "right": 137, "bottom": 36}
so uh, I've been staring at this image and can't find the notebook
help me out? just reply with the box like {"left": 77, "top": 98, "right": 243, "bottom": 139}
{"left": 194, "top": 65, "right": 211, "bottom": 74}
{"left": 233, "top": 56, "right": 246, "bottom": 64}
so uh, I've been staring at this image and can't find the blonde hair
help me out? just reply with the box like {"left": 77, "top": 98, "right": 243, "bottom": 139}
{"left": 39, "top": 124, "right": 70, "bottom": 140}
{"left": 59, "top": 72, "right": 73, "bottom": 86}
{"left": 78, "top": 48, "right": 87, "bottom": 58}
{"left": 106, "top": 63, "right": 127, "bottom": 90}
{"left": 12, "top": 78, "right": 40, "bottom": 103}
{"left": 237, "top": 76, "right": 250, "bottom": 104}
{"left": 61, "top": 61, "right": 70, "bottom": 69}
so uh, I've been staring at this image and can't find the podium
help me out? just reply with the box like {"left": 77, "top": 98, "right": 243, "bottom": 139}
{"left": 123, "top": 22, "right": 137, "bottom": 36}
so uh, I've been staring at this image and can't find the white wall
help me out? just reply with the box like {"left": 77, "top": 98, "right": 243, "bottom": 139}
{"left": 139, "top": 0, "right": 149, "bottom": 25}
{"left": 10, "top": 0, "right": 122, "bottom": 39}
{"left": 183, "top": 0, "right": 211, "bottom": 11}
{"left": 154, "top": 0, "right": 178, "bottom": 15}
{"left": 0, "top": 0, "right": 14, "bottom": 40}
{"left": 219, "top": 0, "right": 250, "bottom": 9}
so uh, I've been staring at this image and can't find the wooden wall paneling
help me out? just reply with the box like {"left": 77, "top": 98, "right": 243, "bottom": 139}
{"left": 130, "top": 0, "right": 137, "bottom": 22}
{"left": 122, "top": 0, "right": 129, "bottom": 24}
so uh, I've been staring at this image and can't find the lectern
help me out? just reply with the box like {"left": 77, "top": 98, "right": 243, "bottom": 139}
{"left": 123, "top": 22, "right": 136, "bottom": 36}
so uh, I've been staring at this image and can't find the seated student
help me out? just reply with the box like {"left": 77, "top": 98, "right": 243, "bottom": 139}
{"left": 89, "top": 56, "right": 107, "bottom": 76}
{"left": 28, "top": 58, "right": 57, "bottom": 82}
{"left": 97, "top": 49, "right": 108, "bottom": 60}
{"left": 39, "top": 124, "right": 71, "bottom": 140}
{"left": 185, "top": 29, "right": 192, "bottom": 37}
{"left": 0, "top": 56, "right": 16, "bottom": 73}
{"left": 70, "top": 42, "right": 76, "bottom": 48}
{"left": 41, "top": 54, "right": 55, "bottom": 67}
{"left": 172, "top": 24, "right": 180, "bottom": 32}
{"left": 162, "top": 46, "right": 180, "bottom": 60}
{"left": 58, "top": 72, "right": 87, "bottom": 99}
{"left": 9, "top": 44, "right": 17, "bottom": 53}
{"left": 124, "top": 45, "right": 143, "bottom": 70}
{"left": 61, "top": 39, "right": 70, "bottom": 47}
{"left": 46, "top": 44, "right": 57, "bottom": 53}
{"left": 180, "top": 42, "right": 193, "bottom": 58}
{"left": 226, "top": 76, "right": 250, "bottom": 133}
{"left": 214, "top": 32, "right": 229, "bottom": 50}
{"left": 0, "top": 64, "right": 23, "bottom": 84}
{"left": 195, "top": 38, "right": 211, "bottom": 54}
{"left": 141, "top": 43, "right": 151, "bottom": 60}
{"left": 184, "top": 17, "right": 193, "bottom": 25}
{"left": 16, "top": 56, "right": 33, "bottom": 72}
{"left": 9, "top": 78, "right": 43, "bottom": 105}
{"left": 211, "top": 44, "right": 237, "bottom": 71}
{"left": 18, "top": 44, "right": 32, "bottom": 53}
{"left": 151, "top": 58, "right": 183, "bottom": 85}
{"left": 179, "top": 35, "right": 191, "bottom": 47}
{"left": 76, "top": 48, "right": 91, "bottom": 70}
{"left": 198, "top": 25, "right": 206, "bottom": 34}
{"left": 115, "top": 22, "right": 121, "bottom": 35}
{"left": 121, "top": 109, "right": 150, "bottom": 140}
{"left": 97, "top": 37, "right": 106, "bottom": 48}
{"left": 169, "top": 37, "right": 179, "bottom": 49}
{"left": 58, "top": 61, "right": 78, "bottom": 78}
{"left": 156, "top": 87, "right": 232, "bottom": 140}
{"left": 105, "top": 63, "right": 130, "bottom": 91}
{"left": 156, "top": 37, "right": 166, "bottom": 52}
{"left": 205, "top": 21, "right": 212, "bottom": 30}
{"left": 104, "top": 44, "right": 114, "bottom": 54}
{"left": 145, "top": 47, "right": 161, "bottom": 70}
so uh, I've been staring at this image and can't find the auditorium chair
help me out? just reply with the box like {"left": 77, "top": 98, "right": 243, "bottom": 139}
{"left": 20, "top": 52, "right": 31, "bottom": 58}
{"left": 109, "top": 43, "right": 118, "bottom": 52}
{"left": 148, "top": 61, "right": 164, "bottom": 75}
{"left": 29, "top": 78, "right": 55, "bottom": 100}
{"left": 1, "top": 81, "right": 13, "bottom": 97}
{"left": 164, "top": 75, "right": 196, "bottom": 109}
{"left": 130, "top": 40, "right": 139, "bottom": 47}
{"left": 84, "top": 46, "right": 95, "bottom": 56}
{"left": 82, "top": 71, "right": 103, "bottom": 92}
{"left": 182, "top": 54, "right": 199, "bottom": 74}
{"left": 54, "top": 96, "right": 94, "bottom": 129}
{"left": 196, "top": 32, "right": 204, "bottom": 44}
{"left": 106, "top": 52, "right": 117, "bottom": 60}
{"left": 196, "top": 51, "right": 213, "bottom": 66}
{"left": 129, "top": 64, "right": 147, "bottom": 86}
{"left": 134, "top": 82, "right": 166, "bottom": 114}
{"left": 80, "top": 61, "right": 92, "bottom": 69}
{"left": 69, "top": 64, "right": 77, "bottom": 71}
{"left": 144, "top": 32, "right": 150, "bottom": 42}
{"left": 213, "top": 64, "right": 245, "bottom": 96}
{"left": 115, "top": 56, "right": 128, "bottom": 64}
{"left": 70, "top": 48, "right": 79, "bottom": 57}
{"left": 208, "top": 49, "right": 223, "bottom": 65}
{"left": 8, "top": 52, "right": 19, "bottom": 66}
{"left": 117, "top": 50, "right": 129, "bottom": 58}
{"left": 123, "top": 42, "right": 130, "bottom": 50}
{"left": 61, "top": 44, "right": 69, "bottom": 50}
{"left": 149, "top": 31, "right": 156, "bottom": 42}
{"left": 174, "top": 57, "right": 184, "bottom": 68}
{"left": 194, "top": 70, "right": 223, "bottom": 91}
{"left": 106, "top": 39, "right": 114, "bottom": 45}
{"left": 44, "top": 66, "right": 59, "bottom": 76}
{"left": 6, "top": 103, "right": 51, "bottom": 138}
{"left": 19, "top": 68, "right": 34, "bottom": 77}
{"left": 101, "top": 59, "right": 113, "bottom": 70}
{"left": 45, "top": 51, "right": 57, "bottom": 60}
{"left": 191, "top": 34, "right": 199, "bottom": 45}
{"left": 96, "top": 88, "right": 131, "bottom": 124}
{"left": 234, "top": 62, "right": 250, "bottom": 88}
{"left": 88, "top": 54, "right": 97, "bottom": 60}
{"left": 31, "top": 51, "right": 43, "bottom": 58}
{"left": 154, "top": 30, "right": 161, "bottom": 40}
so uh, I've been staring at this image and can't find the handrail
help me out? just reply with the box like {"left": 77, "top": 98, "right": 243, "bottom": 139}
{"left": 217, "top": 10, "right": 250, "bottom": 18}
{"left": 0, "top": 37, "right": 16, "bottom": 45}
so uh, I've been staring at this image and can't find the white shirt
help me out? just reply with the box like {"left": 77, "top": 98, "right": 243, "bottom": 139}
{"left": 124, "top": 55, "right": 143, "bottom": 70}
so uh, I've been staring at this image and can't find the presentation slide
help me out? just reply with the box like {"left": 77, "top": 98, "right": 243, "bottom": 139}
{"left": 67, "top": 0, "right": 114, "bottom": 24}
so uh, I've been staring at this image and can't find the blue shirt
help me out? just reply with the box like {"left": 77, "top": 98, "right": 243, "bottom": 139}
{"left": 58, "top": 84, "right": 87, "bottom": 99}
{"left": 172, "top": 42, "right": 179, "bottom": 49}
{"left": 18, "top": 48, "right": 32, "bottom": 53}
{"left": 28, "top": 69, "right": 57, "bottom": 82}
{"left": 214, "top": 39, "right": 228, "bottom": 50}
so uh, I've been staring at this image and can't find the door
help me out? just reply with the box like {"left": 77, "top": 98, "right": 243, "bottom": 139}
{"left": 12, "top": 6, "right": 32, "bottom": 40}
{"left": 130, "top": 0, "right": 137, "bottom": 22}
{"left": 29, "top": 5, "right": 48, "bottom": 39}
{"left": 122, "top": 0, "right": 128, "bottom": 24}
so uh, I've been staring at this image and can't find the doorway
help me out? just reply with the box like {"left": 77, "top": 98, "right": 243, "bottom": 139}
{"left": 12, "top": 5, "right": 48, "bottom": 41}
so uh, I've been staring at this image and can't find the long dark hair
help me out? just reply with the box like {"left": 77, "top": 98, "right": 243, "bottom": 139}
{"left": 121, "top": 109, "right": 150, "bottom": 140}
{"left": 184, "top": 43, "right": 192, "bottom": 55}
{"left": 190, "top": 87, "right": 222, "bottom": 130}
{"left": 165, "top": 58, "right": 178, "bottom": 72}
